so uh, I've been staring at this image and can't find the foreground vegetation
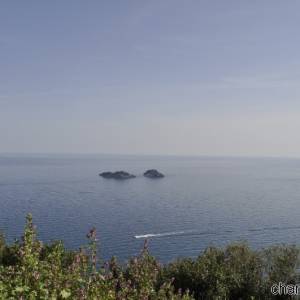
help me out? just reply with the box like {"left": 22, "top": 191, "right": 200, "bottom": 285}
{"left": 0, "top": 215, "right": 300, "bottom": 299}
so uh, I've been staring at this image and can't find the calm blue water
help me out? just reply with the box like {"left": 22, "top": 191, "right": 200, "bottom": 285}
{"left": 1, "top": 154, "right": 300, "bottom": 262}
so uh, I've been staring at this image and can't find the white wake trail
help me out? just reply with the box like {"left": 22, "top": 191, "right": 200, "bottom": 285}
{"left": 134, "top": 230, "right": 192, "bottom": 239}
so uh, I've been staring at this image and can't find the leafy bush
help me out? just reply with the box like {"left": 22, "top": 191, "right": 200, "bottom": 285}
{"left": 0, "top": 215, "right": 299, "bottom": 299}
{"left": 0, "top": 215, "right": 192, "bottom": 299}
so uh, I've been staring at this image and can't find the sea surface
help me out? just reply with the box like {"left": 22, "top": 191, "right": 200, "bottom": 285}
{"left": 1, "top": 154, "right": 300, "bottom": 262}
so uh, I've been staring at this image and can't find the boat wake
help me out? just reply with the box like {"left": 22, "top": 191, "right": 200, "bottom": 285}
{"left": 134, "top": 230, "right": 194, "bottom": 239}
{"left": 134, "top": 224, "right": 300, "bottom": 239}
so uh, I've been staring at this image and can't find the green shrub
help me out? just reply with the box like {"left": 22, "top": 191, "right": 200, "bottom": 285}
{"left": 0, "top": 215, "right": 193, "bottom": 299}
{"left": 0, "top": 215, "right": 299, "bottom": 299}
{"left": 160, "top": 243, "right": 300, "bottom": 300}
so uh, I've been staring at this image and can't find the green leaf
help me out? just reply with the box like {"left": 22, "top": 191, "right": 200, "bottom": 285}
{"left": 60, "top": 289, "right": 71, "bottom": 299}
{"left": 15, "top": 286, "right": 24, "bottom": 293}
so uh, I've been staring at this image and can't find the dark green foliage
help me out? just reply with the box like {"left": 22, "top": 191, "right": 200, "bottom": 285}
{"left": 0, "top": 215, "right": 299, "bottom": 299}
{"left": 160, "top": 243, "right": 300, "bottom": 300}
{"left": 0, "top": 231, "right": 21, "bottom": 267}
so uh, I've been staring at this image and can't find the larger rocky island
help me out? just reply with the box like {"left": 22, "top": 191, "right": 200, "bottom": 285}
{"left": 99, "top": 171, "right": 136, "bottom": 180}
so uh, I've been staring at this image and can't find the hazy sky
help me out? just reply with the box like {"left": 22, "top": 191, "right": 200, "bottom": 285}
{"left": 1, "top": 1, "right": 300, "bottom": 156}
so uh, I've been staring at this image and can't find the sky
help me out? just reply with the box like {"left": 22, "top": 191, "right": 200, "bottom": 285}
{"left": 1, "top": 1, "right": 300, "bottom": 157}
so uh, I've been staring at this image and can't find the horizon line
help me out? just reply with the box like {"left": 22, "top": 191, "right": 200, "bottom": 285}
{"left": 1, "top": 152, "right": 300, "bottom": 160}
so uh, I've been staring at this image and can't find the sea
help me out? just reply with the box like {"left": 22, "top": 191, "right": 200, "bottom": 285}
{"left": 1, "top": 154, "right": 300, "bottom": 263}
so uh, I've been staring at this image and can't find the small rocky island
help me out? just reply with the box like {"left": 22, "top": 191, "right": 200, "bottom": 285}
{"left": 143, "top": 169, "right": 164, "bottom": 178}
{"left": 99, "top": 171, "right": 136, "bottom": 180}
